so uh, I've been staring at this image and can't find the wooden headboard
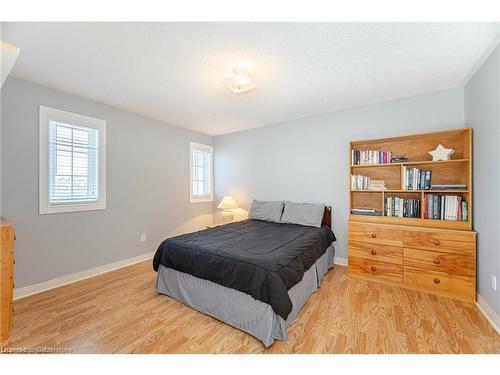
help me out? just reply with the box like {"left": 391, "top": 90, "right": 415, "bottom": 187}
{"left": 322, "top": 206, "right": 332, "bottom": 228}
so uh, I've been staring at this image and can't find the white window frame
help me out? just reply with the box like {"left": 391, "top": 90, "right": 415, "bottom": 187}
{"left": 189, "top": 141, "right": 213, "bottom": 203}
{"left": 39, "top": 105, "right": 107, "bottom": 214}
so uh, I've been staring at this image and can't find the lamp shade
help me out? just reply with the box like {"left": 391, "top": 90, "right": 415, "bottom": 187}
{"left": 217, "top": 196, "right": 239, "bottom": 210}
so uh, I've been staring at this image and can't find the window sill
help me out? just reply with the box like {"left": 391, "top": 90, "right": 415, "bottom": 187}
{"left": 190, "top": 197, "right": 214, "bottom": 203}
{"left": 39, "top": 202, "right": 106, "bottom": 214}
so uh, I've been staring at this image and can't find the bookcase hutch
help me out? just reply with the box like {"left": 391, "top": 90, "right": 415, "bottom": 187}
{"left": 348, "top": 128, "right": 476, "bottom": 302}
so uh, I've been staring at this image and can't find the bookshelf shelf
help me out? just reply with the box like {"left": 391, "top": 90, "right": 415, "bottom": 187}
{"left": 403, "top": 158, "right": 469, "bottom": 166}
{"left": 349, "top": 213, "right": 471, "bottom": 230}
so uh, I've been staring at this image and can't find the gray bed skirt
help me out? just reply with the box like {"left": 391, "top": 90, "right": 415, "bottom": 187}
{"left": 156, "top": 244, "right": 335, "bottom": 347}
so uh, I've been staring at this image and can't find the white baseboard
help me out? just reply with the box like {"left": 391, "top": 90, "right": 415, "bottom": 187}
{"left": 14, "top": 251, "right": 155, "bottom": 300}
{"left": 476, "top": 293, "right": 500, "bottom": 335}
{"left": 334, "top": 256, "right": 347, "bottom": 266}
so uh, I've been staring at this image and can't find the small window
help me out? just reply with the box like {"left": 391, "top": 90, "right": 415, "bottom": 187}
{"left": 39, "top": 106, "right": 106, "bottom": 214}
{"left": 190, "top": 142, "right": 213, "bottom": 203}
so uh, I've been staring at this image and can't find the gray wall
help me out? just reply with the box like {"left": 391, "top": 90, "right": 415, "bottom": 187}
{"left": 465, "top": 44, "right": 500, "bottom": 315}
{"left": 1, "top": 77, "right": 213, "bottom": 288}
{"left": 214, "top": 89, "right": 465, "bottom": 261}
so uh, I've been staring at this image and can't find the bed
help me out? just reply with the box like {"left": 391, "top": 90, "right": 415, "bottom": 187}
{"left": 153, "top": 205, "right": 336, "bottom": 347}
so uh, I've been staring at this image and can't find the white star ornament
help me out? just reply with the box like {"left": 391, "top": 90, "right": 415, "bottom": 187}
{"left": 429, "top": 144, "right": 455, "bottom": 161}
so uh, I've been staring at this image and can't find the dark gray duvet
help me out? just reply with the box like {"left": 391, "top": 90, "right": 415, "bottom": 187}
{"left": 153, "top": 219, "right": 335, "bottom": 319}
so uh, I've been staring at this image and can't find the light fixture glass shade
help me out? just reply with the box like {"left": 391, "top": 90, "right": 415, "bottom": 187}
{"left": 217, "top": 195, "right": 239, "bottom": 210}
{"left": 224, "top": 68, "right": 258, "bottom": 94}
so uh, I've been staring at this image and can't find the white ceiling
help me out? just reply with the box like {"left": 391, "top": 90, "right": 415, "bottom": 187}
{"left": 3, "top": 22, "right": 499, "bottom": 136}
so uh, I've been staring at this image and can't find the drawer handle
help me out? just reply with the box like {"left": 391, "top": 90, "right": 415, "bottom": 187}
{"left": 371, "top": 250, "right": 377, "bottom": 255}
{"left": 433, "top": 259, "right": 441, "bottom": 265}
{"left": 432, "top": 239, "right": 441, "bottom": 246}
{"left": 371, "top": 233, "right": 377, "bottom": 238}
{"left": 433, "top": 278, "right": 440, "bottom": 284}
{"left": 371, "top": 266, "right": 377, "bottom": 272}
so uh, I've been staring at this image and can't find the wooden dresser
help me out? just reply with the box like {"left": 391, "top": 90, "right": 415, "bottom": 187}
{"left": 348, "top": 222, "right": 476, "bottom": 301}
{"left": 1, "top": 219, "right": 15, "bottom": 341}
{"left": 348, "top": 129, "right": 476, "bottom": 302}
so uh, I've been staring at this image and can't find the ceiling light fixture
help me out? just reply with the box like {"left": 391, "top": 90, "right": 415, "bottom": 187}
{"left": 224, "top": 68, "right": 258, "bottom": 94}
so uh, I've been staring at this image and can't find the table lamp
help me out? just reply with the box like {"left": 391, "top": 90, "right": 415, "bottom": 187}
{"left": 217, "top": 196, "right": 239, "bottom": 223}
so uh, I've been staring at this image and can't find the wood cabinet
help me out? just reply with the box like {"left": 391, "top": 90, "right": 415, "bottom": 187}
{"left": 1, "top": 218, "right": 15, "bottom": 341}
{"left": 348, "top": 222, "right": 476, "bottom": 301}
{"left": 347, "top": 129, "right": 476, "bottom": 302}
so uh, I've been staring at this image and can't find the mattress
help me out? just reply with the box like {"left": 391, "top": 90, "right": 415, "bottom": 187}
{"left": 153, "top": 219, "right": 335, "bottom": 319}
{"left": 156, "top": 244, "right": 336, "bottom": 347}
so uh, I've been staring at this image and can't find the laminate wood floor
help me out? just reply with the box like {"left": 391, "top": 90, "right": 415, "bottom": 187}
{"left": 2, "top": 261, "right": 499, "bottom": 353}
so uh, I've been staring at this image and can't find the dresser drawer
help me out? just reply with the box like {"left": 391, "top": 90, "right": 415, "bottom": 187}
{"left": 349, "top": 257, "right": 402, "bottom": 283}
{"left": 403, "top": 229, "right": 475, "bottom": 255}
{"left": 404, "top": 248, "right": 474, "bottom": 277}
{"left": 349, "top": 222, "right": 403, "bottom": 247}
{"left": 404, "top": 267, "right": 475, "bottom": 301}
{"left": 349, "top": 241, "right": 402, "bottom": 265}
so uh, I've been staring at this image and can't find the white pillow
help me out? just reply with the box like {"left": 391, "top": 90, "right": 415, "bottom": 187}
{"left": 281, "top": 201, "right": 325, "bottom": 228}
{"left": 248, "top": 200, "right": 284, "bottom": 223}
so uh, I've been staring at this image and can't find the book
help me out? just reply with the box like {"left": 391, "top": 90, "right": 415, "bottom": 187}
{"left": 424, "top": 171, "right": 432, "bottom": 190}
{"left": 391, "top": 155, "right": 408, "bottom": 163}
{"left": 430, "top": 184, "right": 467, "bottom": 190}
{"left": 368, "top": 179, "right": 386, "bottom": 191}
{"left": 457, "top": 196, "right": 463, "bottom": 221}
{"left": 351, "top": 209, "right": 382, "bottom": 216}
{"left": 386, "top": 197, "right": 393, "bottom": 216}
{"left": 433, "top": 195, "right": 439, "bottom": 219}
{"left": 444, "top": 196, "right": 452, "bottom": 220}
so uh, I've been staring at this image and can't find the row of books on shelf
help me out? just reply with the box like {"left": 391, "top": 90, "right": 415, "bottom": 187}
{"left": 353, "top": 167, "right": 467, "bottom": 191}
{"left": 423, "top": 194, "right": 468, "bottom": 221}
{"left": 351, "top": 195, "right": 469, "bottom": 222}
{"left": 403, "top": 167, "right": 432, "bottom": 190}
{"left": 385, "top": 197, "right": 421, "bottom": 218}
{"left": 351, "top": 175, "right": 386, "bottom": 190}
{"left": 352, "top": 150, "right": 392, "bottom": 165}
{"left": 401, "top": 168, "right": 467, "bottom": 191}
{"left": 351, "top": 174, "right": 370, "bottom": 190}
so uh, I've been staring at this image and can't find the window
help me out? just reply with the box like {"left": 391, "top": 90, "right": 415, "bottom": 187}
{"left": 190, "top": 142, "right": 213, "bottom": 203}
{"left": 39, "top": 106, "right": 106, "bottom": 214}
